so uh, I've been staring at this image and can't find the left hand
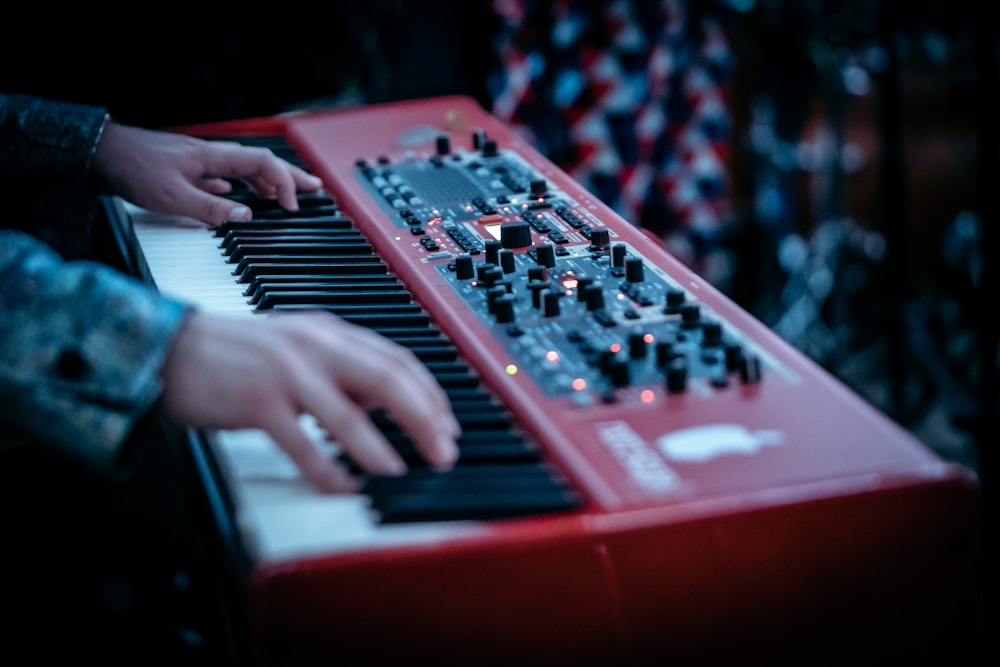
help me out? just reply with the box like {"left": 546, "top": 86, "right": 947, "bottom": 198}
{"left": 94, "top": 122, "right": 323, "bottom": 225}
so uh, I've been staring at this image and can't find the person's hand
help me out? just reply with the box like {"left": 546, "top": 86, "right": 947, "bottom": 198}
{"left": 159, "top": 310, "right": 461, "bottom": 493}
{"left": 93, "top": 122, "right": 323, "bottom": 225}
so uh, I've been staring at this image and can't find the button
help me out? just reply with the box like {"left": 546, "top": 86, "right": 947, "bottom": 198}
{"left": 56, "top": 349, "right": 88, "bottom": 380}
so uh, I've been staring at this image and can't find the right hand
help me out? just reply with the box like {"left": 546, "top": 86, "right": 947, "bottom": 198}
{"left": 159, "top": 310, "right": 461, "bottom": 493}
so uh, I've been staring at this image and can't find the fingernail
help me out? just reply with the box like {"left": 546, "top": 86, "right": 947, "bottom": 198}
{"left": 229, "top": 205, "right": 252, "bottom": 221}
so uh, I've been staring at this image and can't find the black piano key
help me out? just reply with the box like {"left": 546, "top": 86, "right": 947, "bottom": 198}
{"left": 233, "top": 253, "right": 384, "bottom": 272}
{"left": 252, "top": 204, "right": 340, "bottom": 219}
{"left": 224, "top": 190, "right": 335, "bottom": 212}
{"left": 236, "top": 260, "right": 388, "bottom": 282}
{"left": 221, "top": 232, "right": 367, "bottom": 254}
{"left": 246, "top": 279, "right": 404, "bottom": 304}
{"left": 243, "top": 274, "right": 400, "bottom": 297}
{"left": 214, "top": 216, "right": 354, "bottom": 237}
{"left": 273, "top": 305, "right": 432, "bottom": 329}
{"left": 228, "top": 243, "right": 375, "bottom": 263}
{"left": 255, "top": 290, "right": 412, "bottom": 310}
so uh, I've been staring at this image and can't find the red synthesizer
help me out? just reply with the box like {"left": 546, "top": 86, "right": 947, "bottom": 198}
{"left": 117, "top": 96, "right": 982, "bottom": 665}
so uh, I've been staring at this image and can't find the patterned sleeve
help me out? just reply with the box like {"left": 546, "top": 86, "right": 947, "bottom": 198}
{"left": 0, "top": 92, "right": 110, "bottom": 234}
{"left": 0, "top": 229, "right": 190, "bottom": 473}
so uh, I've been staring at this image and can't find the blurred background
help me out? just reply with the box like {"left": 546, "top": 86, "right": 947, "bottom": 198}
{"left": 1, "top": 0, "right": 993, "bottom": 491}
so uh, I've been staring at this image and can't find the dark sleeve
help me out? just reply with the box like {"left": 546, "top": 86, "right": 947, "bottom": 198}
{"left": 0, "top": 228, "right": 190, "bottom": 473}
{"left": 0, "top": 92, "right": 110, "bottom": 234}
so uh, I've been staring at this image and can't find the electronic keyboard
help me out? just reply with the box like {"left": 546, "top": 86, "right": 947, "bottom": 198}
{"left": 111, "top": 96, "right": 982, "bottom": 665}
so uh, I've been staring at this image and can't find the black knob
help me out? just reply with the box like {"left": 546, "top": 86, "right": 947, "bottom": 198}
{"left": 436, "top": 135, "right": 451, "bottom": 155}
{"left": 609, "top": 359, "right": 630, "bottom": 387}
{"left": 476, "top": 262, "right": 496, "bottom": 283}
{"left": 702, "top": 320, "right": 723, "bottom": 346}
{"left": 629, "top": 332, "right": 647, "bottom": 359}
{"left": 501, "top": 221, "right": 533, "bottom": 249}
{"left": 482, "top": 266, "right": 503, "bottom": 287}
{"left": 482, "top": 139, "right": 499, "bottom": 157}
{"left": 486, "top": 286, "right": 506, "bottom": 314}
{"left": 655, "top": 340, "right": 676, "bottom": 366}
{"left": 530, "top": 179, "right": 548, "bottom": 196}
{"left": 528, "top": 266, "right": 548, "bottom": 281}
{"left": 484, "top": 239, "right": 501, "bottom": 264}
{"left": 499, "top": 249, "right": 516, "bottom": 273}
{"left": 535, "top": 243, "right": 556, "bottom": 267}
{"left": 611, "top": 243, "right": 627, "bottom": 267}
{"left": 680, "top": 303, "right": 701, "bottom": 327}
{"left": 472, "top": 129, "right": 487, "bottom": 149}
{"left": 454, "top": 254, "right": 474, "bottom": 280}
{"left": 495, "top": 294, "right": 516, "bottom": 323}
{"left": 725, "top": 343, "right": 743, "bottom": 371}
{"left": 577, "top": 276, "right": 594, "bottom": 302}
{"left": 543, "top": 290, "right": 561, "bottom": 317}
{"left": 664, "top": 288, "right": 686, "bottom": 312}
{"left": 584, "top": 284, "right": 605, "bottom": 311}
{"left": 528, "top": 280, "right": 549, "bottom": 308}
{"left": 589, "top": 228, "right": 610, "bottom": 250}
{"left": 624, "top": 257, "right": 645, "bottom": 283}
{"left": 739, "top": 354, "right": 762, "bottom": 384}
{"left": 665, "top": 357, "right": 688, "bottom": 393}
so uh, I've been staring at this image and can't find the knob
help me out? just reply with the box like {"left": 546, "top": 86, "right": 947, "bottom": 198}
{"left": 680, "top": 303, "right": 701, "bottom": 328}
{"left": 486, "top": 286, "right": 507, "bottom": 314}
{"left": 702, "top": 320, "right": 723, "bottom": 346}
{"left": 611, "top": 243, "right": 627, "bottom": 268}
{"left": 454, "top": 254, "right": 474, "bottom": 280}
{"left": 664, "top": 289, "right": 686, "bottom": 312}
{"left": 481, "top": 266, "right": 503, "bottom": 287}
{"left": 624, "top": 257, "right": 645, "bottom": 283}
{"left": 482, "top": 139, "right": 498, "bottom": 157}
{"left": 499, "top": 249, "right": 516, "bottom": 273}
{"left": 495, "top": 294, "right": 516, "bottom": 323}
{"left": 530, "top": 179, "right": 548, "bottom": 196}
{"left": 500, "top": 221, "right": 532, "bottom": 249}
{"left": 484, "top": 239, "right": 501, "bottom": 265}
{"left": 576, "top": 276, "right": 594, "bottom": 302}
{"left": 655, "top": 340, "right": 676, "bottom": 366}
{"left": 609, "top": 359, "right": 630, "bottom": 387}
{"left": 739, "top": 354, "right": 762, "bottom": 384}
{"left": 476, "top": 262, "right": 496, "bottom": 283}
{"left": 584, "top": 284, "right": 605, "bottom": 311}
{"left": 528, "top": 280, "right": 550, "bottom": 308}
{"left": 535, "top": 243, "right": 556, "bottom": 267}
{"left": 543, "top": 290, "right": 561, "bottom": 317}
{"left": 436, "top": 135, "right": 451, "bottom": 155}
{"left": 472, "top": 129, "right": 487, "bottom": 150}
{"left": 528, "top": 266, "right": 548, "bottom": 281}
{"left": 629, "top": 332, "right": 647, "bottom": 359}
{"left": 665, "top": 357, "right": 688, "bottom": 393}
{"left": 589, "top": 228, "right": 610, "bottom": 250}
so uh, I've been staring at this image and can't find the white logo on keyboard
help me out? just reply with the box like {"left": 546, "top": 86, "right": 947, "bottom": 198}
{"left": 656, "top": 424, "right": 784, "bottom": 463}
{"left": 596, "top": 421, "right": 682, "bottom": 494}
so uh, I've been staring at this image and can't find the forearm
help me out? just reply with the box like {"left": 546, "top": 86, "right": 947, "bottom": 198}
{"left": 0, "top": 230, "right": 190, "bottom": 472}
{"left": 0, "top": 92, "right": 109, "bottom": 233}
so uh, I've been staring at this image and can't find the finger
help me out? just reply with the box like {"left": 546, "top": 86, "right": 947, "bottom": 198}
{"left": 320, "top": 329, "right": 460, "bottom": 469}
{"left": 175, "top": 185, "right": 253, "bottom": 225}
{"left": 199, "top": 176, "right": 235, "bottom": 196}
{"left": 299, "top": 377, "right": 408, "bottom": 477}
{"left": 260, "top": 407, "right": 361, "bottom": 494}
{"left": 335, "top": 324, "right": 460, "bottom": 438}
{"left": 357, "top": 368, "right": 460, "bottom": 470}
{"left": 203, "top": 145, "right": 310, "bottom": 212}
